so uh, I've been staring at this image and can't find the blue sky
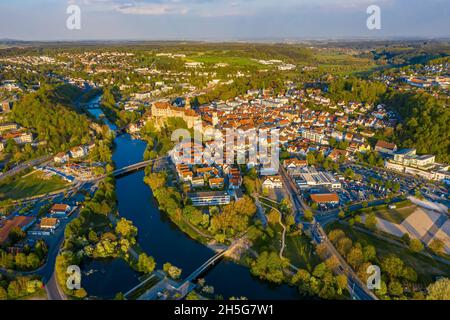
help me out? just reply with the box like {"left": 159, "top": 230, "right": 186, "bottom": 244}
{"left": 0, "top": 0, "right": 449, "bottom": 41}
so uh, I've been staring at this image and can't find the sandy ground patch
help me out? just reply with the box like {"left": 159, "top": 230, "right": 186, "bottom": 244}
{"left": 363, "top": 205, "right": 449, "bottom": 252}
{"left": 408, "top": 196, "right": 448, "bottom": 214}
{"left": 401, "top": 207, "right": 441, "bottom": 239}
{"left": 430, "top": 220, "right": 450, "bottom": 255}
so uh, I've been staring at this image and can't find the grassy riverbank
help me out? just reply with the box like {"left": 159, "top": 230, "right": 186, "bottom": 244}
{"left": 0, "top": 171, "right": 69, "bottom": 200}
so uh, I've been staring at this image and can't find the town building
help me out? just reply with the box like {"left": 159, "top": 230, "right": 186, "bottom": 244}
{"left": 151, "top": 101, "right": 201, "bottom": 128}
{"left": 0, "top": 216, "right": 35, "bottom": 245}
{"left": 54, "top": 152, "right": 70, "bottom": 164}
{"left": 40, "top": 218, "right": 59, "bottom": 231}
{"left": 49, "top": 204, "right": 71, "bottom": 217}
{"left": 293, "top": 167, "right": 342, "bottom": 189}
{"left": 262, "top": 176, "right": 283, "bottom": 189}
{"left": 187, "top": 191, "right": 231, "bottom": 206}
{"left": 385, "top": 149, "right": 450, "bottom": 181}
{"left": 0, "top": 122, "right": 19, "bottom": 133}
{"left": 191, "top": 177, "right": 205, "bottom": 188}
{"left": 310, "top": 193, "right": 340, "bottom": 204}
{"left": 70, "top": 146, "right": 87, "bottom": 159}
{"left": 375, "top": 140, "right": 398, "bottom": 155}
{"left": 209, "top": 177, "right": 224, "bottom": 189}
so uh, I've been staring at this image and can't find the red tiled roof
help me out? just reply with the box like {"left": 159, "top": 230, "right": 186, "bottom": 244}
{"left": 375, "top": 140, "right": 397, "bottom": 150}
{"left": 0, "top": 216, "right": 34, "bottom": 244}
{"left": 50, "top": 204, "right": 69, "bottom": 212}
{"left": 310, "top": 193, "right": 339, "bottom": 203}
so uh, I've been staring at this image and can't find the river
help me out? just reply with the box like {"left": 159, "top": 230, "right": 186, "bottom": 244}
{"left": 82, "top": 98, "right": 300, "bottom": 300}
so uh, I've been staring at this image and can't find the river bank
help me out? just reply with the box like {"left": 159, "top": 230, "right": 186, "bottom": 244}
{"left": 81, "top": 98, "right": 302, "bottom": 300}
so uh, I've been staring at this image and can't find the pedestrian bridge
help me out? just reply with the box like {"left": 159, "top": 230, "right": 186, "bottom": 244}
{"left": 174, "top": 239, "right": 242, "bottom": 293}
{"left": 182, "top": 249, "right": 228, "bottom": 284}
{"left": 124, "top": 239, "right": 243, "bottom": 300}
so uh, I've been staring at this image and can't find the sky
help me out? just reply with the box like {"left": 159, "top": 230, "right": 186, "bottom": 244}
{"left": 0, "top": 0, "right": 449, "bottom": 41}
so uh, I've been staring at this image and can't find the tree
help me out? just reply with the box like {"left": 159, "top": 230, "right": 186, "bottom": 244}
{"left": 285, "top": 215, "right": 295, "bottom": 229}
{"left": 328, "top": 229, "right": 345, "bottom": 244}
{"left": 291, "top": 269, "right": 311, "bottom": 285}
{"left": 409, "top": 239, "right": 424, "bottom": 253}
{"left": 163, "top": 262, "right": 182, "bottom": 280}
{"left": 312, "top": 263, "right": 328, "bottom": 278}
{"left": 8, "top": 227, "right": 26, "bottom": 244}
{"left": 137, "top": 253, "right": 156, "bottom": 274}
{"left": 114, "top": 292, "right": 125, "bottom": 300}
{"left": 384, "top": 91, "right": 449, "bottom": 163}
{"left": 11, "top": 86, "right": 91, "bottom": 155}
{"left": 347, "top": 246, "right": 364, "bottom": 270}
{"left": 306, "top": 152, "right": 316, "bottom": 165}
{"left": 234, "top": 196, "right": 257, "bottom": 217}
{"left": 7, "top": 281, "right": 21, "bottom": 299}
{"left": 186, "top": 291, "right": 201, "bottom": 300}
{"left": 0, "top": 287, "right": 7, "bottom": 300}
{"left": 325, "top": 256, "right": 339, "bottom": 270}
{"left": 344, "top": 168, "right": 355, "bottom": 179}
{"left": 183, "top": 206, "right": 204, "bottom": 226}
{"left": 336, "top": 237, "right": 353, "bottom": 257}
{"left": 388, "top": 280, "right": 404, "bottom": 297}
{"left": 279, "top": 199, "right": 292, "bottom": 214}
{"left": 363, "top": 245, "right": 376, "bottom": 262}
{"left": 365, "top": 213, "right": 377, "bottom": 230}
{"left": 73, "top": 288, "right": 88, "bottom": 299}
{"left": 115, "top": 218, "right": 138, "bottom": 239}
{"left": 426, "top": 278, "right": 450, "bottom": 300}
{"left": 429, "top": 239, "right": 445, "bottom": 255}
{"left": 267, "top": 209, "right": 280, "bottom": 225}
{"left": 250, "top": 251, "right": 287, "bottom": 284}
{"left": 336, "top": 274, "right": 348, "bottom": 294}
{"left": 303, "top": 210, "right": 313, "bottom": 222}
{"left": 402, "top": 266, "right": 417, "bottom": 282}
{"left": 401, "top": 233, "right": 411, "bottom": 245}
{"left": 381, "top": 255, "right": 404, "bottom": 279}
{"left": 316, "top": 243, "right": 329, "bottom": 260}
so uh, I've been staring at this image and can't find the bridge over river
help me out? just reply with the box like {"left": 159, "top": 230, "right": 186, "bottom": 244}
{"left": 91, "top": 156, "right": 170, "bottom": 181}
{"left": 124, "top": 239, "right": 243, "bottom": 300}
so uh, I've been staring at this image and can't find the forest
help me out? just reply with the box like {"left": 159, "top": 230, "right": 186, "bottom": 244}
{"left": 384, "top": 91, "right": 450, "bottom": 163}
{"left": 10, "top": 84, "right": 92, "bottom": 154}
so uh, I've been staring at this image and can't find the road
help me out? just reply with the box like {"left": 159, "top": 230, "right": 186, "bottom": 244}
{"left": 0, "top": 206, "right": 80, "bottom": 300}
{"left": 279, "top": 166, "right": 307, "bottom": 222}
{"left": 0, "top": 155, "right": 53, "bottom": 182}
{"left": 45, "top": 272, "right": 66, "bottom": 300}
{"left": 310, "top": 223, "right": 378, "bottom": 300}
{"left": 315, "top": 196, "right": 405, "bottom": 227}
{"left": 280, "top": 165, "right": 378, "bottom": 300}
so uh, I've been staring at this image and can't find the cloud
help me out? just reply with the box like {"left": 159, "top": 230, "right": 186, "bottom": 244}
{"left": 66, "top": 0, "right": 394, "bottom": 17}
{"left": 115, "top": 2, "right": 189, "bottom": 15}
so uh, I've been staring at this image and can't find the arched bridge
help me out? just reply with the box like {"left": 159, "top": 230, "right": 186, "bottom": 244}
{"left": 112, "top": 156, "right": 169, "bottom": 177}
{"left": 182, "top": 249, "right": 228, "bottom": 285}
{"left": 176, "top": 238, "right": 244, "bottom": 289}
{"left": 80, "top": 101, "right": 101, "bottom": 109}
